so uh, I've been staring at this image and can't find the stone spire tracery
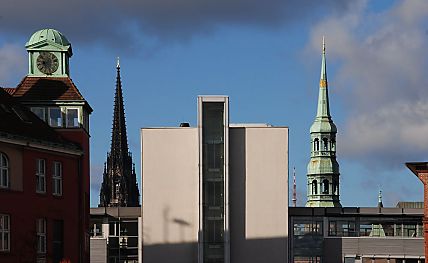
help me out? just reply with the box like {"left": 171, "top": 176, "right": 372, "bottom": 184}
{"left": 99, "top": 59, "right": 140, "bottom": 207}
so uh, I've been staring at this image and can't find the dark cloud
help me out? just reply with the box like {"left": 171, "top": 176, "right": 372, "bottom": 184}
{"left": 0, "top": 0, "right": 351, "bottom": 47}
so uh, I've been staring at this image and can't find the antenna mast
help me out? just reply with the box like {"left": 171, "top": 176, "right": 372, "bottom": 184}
{"left": 292, "top": 167, "right": 297, "bottom": 207}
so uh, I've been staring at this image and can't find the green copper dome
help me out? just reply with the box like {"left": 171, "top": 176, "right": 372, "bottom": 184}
{"left": 26, "top": 29, "right": 71, "bottom": 51}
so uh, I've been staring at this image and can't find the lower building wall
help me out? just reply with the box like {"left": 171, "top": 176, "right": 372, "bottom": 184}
{"left": 90, "top": 238, "right": 108, "bottom": 263}
{"left": 324, "top": 237, "right": 424, "bottom": 263}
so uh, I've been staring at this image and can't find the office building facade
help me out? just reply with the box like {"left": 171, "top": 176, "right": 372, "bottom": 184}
{"left": 142, "top": 96, "right": 289, "bottom": 263}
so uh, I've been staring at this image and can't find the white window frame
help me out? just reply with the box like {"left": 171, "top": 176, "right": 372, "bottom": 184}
{"left": 36, "top": 218, "right": 46, "bottom": 254}
{"left": 52, "top": 162, "right": 62, "bottom": 196}
{"left": 48, "top": 107, "right": 63, "bottom": 128}
{"left": 65, "top": 107, "right": 80, "bottom": 128}
{"left": 36, "top": 159, "right": 46, "bottom": 193}
{"left": 30, "top": 107, "right": 46, "bottom": 122}
{"left": 0, "top": 214, "right": 10, "bottom": 252}
{"left": 0, "top": 152, "right": 9, "bottom": 189}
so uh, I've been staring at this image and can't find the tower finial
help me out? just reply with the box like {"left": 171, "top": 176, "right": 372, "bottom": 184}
{"left": 322, "top": 36, "right": 326, "bottom": 54}
{"left": 378, "top": 190, "right": 384, "bottom": 208}
{"left": 320, "top": 36, "right": 327, "bottom": 83}
{"left": 116, "top": 57, "right": 120, "bottom": 69}
{"left": 292, "top": 167, "right": 297, "bottom": 207}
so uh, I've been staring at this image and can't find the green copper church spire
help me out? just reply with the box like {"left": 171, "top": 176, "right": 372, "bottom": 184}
{"left": 306, "top": 37, "right": 341, "bottom": 208}
{"left": 316, "top": 36, "right": 330, "bottom": 118}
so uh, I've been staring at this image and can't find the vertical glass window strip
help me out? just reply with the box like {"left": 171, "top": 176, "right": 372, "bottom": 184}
{"left": 36, "top": 218, "right": 46, "bottom": 254}
{"left": 52, "top": 162, "right": 62, "bottom": 196}
{"left": 31, "top": 107, "right": 46, "bottom": 121}
{"left": 48, "top": 107, "right": 62, "bottom": 127}
{"left": 0, "top": 214, "right": 10, "bottom": 251}
{"left": 66, "top": 108, "right": 79, "bottom": 127}
{"left": 202, "top": 102, "right": 225, "bottom": 263}
{"left": 0, "top": 153, "right": 9, "bottom": 188}
{"left": 36, "top": 159, "right": 46, "bottom": 193}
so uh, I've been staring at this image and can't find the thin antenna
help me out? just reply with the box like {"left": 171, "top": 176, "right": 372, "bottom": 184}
{"left": 292, "top": 167, "right": 297, "bottom": 207}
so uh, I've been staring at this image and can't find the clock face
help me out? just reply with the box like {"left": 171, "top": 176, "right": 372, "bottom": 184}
{"left": 36, "top": 52, "right": 59, "bottom": 74}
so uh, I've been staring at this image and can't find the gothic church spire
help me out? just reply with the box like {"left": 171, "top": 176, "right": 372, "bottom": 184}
{"left": 99, "top": 59, "right": 140, "bottom": 207}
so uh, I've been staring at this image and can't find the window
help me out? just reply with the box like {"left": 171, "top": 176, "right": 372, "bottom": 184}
{"left": 52, "top": 162, "right": 62, "bottom": 196}
{"left": 312, "top": 180, "right": 318, "bottom": 195}
{"left": 31, "top": 107, "right": 46, "bottom": 121}
{"left": 53, "top": 220, "right": 64, "bottom": 263}
{"left": 36, "top": 218, "right": 46, "bottom": 253}
{"left": 66, "top": 108, "right": 79, "bottom": 127}
{"left": 36, "top": 159, "right": 46, "bottom": 193}
{"left": 322, "top": 179, "right": 329, "bottom": 194}
{"left": 314, "top": 138, "right": 319, "bottom": 151}
{"left": 0, "top": 214, "right": 10, "bottom": 251}
{"left": 333, "top": 180, "right": 338, "bottom": 195}
{"left": 205, "top": 180, "right": 223, "bottom": 207}
{"left": 205, "top": 219, "right": 223, "bottom": 243}
{"left": 323, "top": 138, "right": 328, "bottom": 151}
{"left": 48, "top": 107, "right": 62, "bottom": 127}
{"left": 205, "top": 143, "right": 223, "bottom": 171}
{"left": 329, "top": 218, "right": 357, "bottom": 237}
{"left": 0, "top": 153, "right": 9, "bottom": 188}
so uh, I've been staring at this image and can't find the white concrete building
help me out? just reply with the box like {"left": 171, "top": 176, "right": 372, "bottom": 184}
{"left": 141, "top": 96, "right": 289, "bottom": 263}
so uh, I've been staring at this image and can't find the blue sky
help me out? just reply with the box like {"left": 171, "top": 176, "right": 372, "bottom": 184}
{"left": 1, "top": 0, "right": 427, "bottom": 207}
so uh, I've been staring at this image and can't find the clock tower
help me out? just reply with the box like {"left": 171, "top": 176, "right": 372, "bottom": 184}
{"left": 8, "top": 29, "right": 92, "bottom": 262}
{"left": 26, "top": 29, "right": 72, "bottom": 77}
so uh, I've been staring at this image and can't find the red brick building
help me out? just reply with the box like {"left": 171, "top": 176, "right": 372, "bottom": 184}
{"left": 407, "top": 162, "right": 428, "bottom": 262}
{"left": 0, "top": 29, "right": 92, "bottom": 263}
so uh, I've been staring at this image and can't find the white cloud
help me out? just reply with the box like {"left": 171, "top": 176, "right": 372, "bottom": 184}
{"left": 0, "top": 44, "right": 26, "bottom": 86}
{"left": 306, "top": 0, "right": 428, "bottom": 168}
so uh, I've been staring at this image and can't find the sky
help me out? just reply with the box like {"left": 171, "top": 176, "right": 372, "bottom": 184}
{"left": 1, "top": 0, "right": 428, "bottom": 207}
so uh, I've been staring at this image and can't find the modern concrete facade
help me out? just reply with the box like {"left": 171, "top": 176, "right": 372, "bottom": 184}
{"left": 142, "top": 96, "right": 288, "bottom": 263}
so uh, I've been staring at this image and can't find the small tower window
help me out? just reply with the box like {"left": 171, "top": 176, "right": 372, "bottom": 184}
{"left": 331, "top": 139, "right": 336, "bottom": 151}
{"left": 0, "top": 152, "right": 9, "bottom": 188}
{"left": 66, "top": 108, "right": 79, "bottom": 127}
{"left": 333, "top": 180, "right": 338, "bottom": 195}
{"left": 323, "top": 138, "right": 328, "bottom": 151}
{"left": 322, "top": 179, "right": 329, "bottom": 194}
{"left": 312, "top": 180, "right": 318, "bottom": 195}
{"left": 314, "top": 138, "right": 319, "bottom": 151}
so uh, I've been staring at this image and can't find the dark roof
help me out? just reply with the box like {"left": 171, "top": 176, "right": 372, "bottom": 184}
{"left": 2, "top": 88, "right": 16, "bottom": 95}
{"left": 289, "top": 206, "right": 423, "bottom": 216}
{"left": 13, "top": 76, "right": 85, "bottom": 101}
{"left": 0, "top": 88, "right": 81, "bottom": 153}
{"left": 406, "top": 162, "right": 428, "bottom": 176}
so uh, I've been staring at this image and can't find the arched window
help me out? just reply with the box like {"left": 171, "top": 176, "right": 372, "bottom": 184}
{"left": 331, "top": 139, "right": 336, "bottom": 151}
{"left": 322, "top": 179, "right": 329, "bottom": 194}
{"left": 333, "top": 180, "right": 338, "bottom": 195}
{"left": 312, "top": 180, "right": 318, "bottom": 195}
{"left": 323, "top": 138, "right": 328, "bottom": 151}
{"left": 314, "top": 138, "right": 319, "bottom": 151}
{"left": 0, "top": 153, "right": 8, "bottom": 188}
